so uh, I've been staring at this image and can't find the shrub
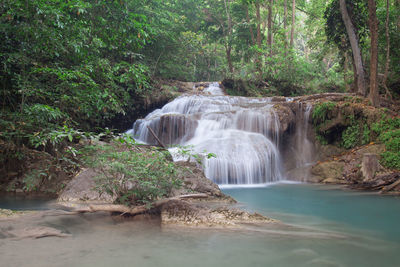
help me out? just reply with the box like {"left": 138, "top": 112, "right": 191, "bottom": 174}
{"left": 341, "top": 124, "right": 359, "bottom": 149}
{"left": 81, "top": 141, "right": 182, "bottom": 206}
{"left": 372, "top": 116, "right": 400, "bottom": 170}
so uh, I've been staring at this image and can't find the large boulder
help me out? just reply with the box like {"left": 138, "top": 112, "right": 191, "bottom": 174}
{"left": 58, "top": 168, "right": 116, "bottom": 205}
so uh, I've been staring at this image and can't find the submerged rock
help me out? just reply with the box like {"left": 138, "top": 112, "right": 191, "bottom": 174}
{"left": 5, "top": 226, "right": 70, "bottom": 239}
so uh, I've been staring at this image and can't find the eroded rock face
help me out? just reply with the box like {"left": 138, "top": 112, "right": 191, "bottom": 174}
{"left": 161, "top": 200, "right": 275, "bottom": 227}
{"left": 311, "top": 161, "right": 346, "bottom": 184}
{"left": 271, "top": 104, "right": 295, "bottom": 133}
{"left": 134, "top": 114, "right": 198, "bottom": 146}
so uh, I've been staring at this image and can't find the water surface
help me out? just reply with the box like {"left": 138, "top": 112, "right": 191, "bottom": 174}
{"left": 1, "top": 184, "right": 400, "bottom": 267}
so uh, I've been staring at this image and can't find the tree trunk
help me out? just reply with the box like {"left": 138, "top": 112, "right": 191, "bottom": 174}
{"left": 352, "top": 56, "right": 358, "bottom": 93}
{"left": 256, "top": 1, "right": 261, "bottom": 48}
{"left": 226, "top": 46, "right": 234, "bottom": 74}
{"left": 224, "top": 0, "right": 234, "bottom": 74}
{"left": 383, "top": 0, "right": 391, "bottom": 91}
{"left": 255, "top": 1, "right": 262, "bottom": 75}
{"left": 368, "top": 0, "right": 380, "bottom": 107}
{"left": 245, "top": 5, "right": 256, "bottom": 45}
{"left": 344, "top": 52, "right": 351, "bottom": 92}
{"left": 267, "top": 0, "right": 273, "bottom": 56}
{"left": 290, "top": 0, "right": 295, "bottom": 47}
{"left": 284, "top": 0, "right": 288, "bottom": 55}
{"left": 339, "top": 0, "right": 367, "bottom": 96}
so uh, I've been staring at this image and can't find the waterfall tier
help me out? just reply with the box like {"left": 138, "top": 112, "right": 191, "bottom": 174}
{"left": 130, "top": 83, "right": 287, "bottom": 185}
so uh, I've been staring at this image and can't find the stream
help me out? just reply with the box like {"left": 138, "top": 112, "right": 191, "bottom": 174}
{"left": 1, "top": 184, "right": 400, "bottom": 267}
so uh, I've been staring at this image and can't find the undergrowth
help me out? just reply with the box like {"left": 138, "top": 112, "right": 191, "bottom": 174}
{"left": 372, "top": 115, "right": 400, "bottom": 170}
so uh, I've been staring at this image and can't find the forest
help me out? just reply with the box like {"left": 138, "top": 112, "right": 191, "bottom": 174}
{"left": 1, "top": 0, "right": 400, "bottom": 192}
{"left": 2, "top": 2, "right": 400, "bottom": 265}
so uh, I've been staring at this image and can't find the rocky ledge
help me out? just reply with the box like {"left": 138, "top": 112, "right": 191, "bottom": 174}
{"left": 161, "top": 200, "right": 276, "bottom": 228}
{"left": 310, "top": 143, "right": 400, "bottom": 194}
{"left": 57, "top": 152, "right": 273, "bottom": 228}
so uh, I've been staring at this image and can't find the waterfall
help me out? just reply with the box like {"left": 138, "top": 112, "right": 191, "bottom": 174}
{"left": 130, "top": 82, "right": 283, "bottom": 186}
{"left": 293, "top": 103, "right": 315, "bottom": 167}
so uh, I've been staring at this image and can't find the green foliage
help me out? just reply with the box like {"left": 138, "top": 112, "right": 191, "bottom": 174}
{"left": 312, "top": 101, "right": 336, "bottom": 123}
{"left": 316, "top": 134, "right": 328, "bottom": 145}
{"left": 381, "top": 150, "right": 400, "bottom": 170}
{"left": 362, "top": 124, "right": 371, "bottom": 145}
{"left": 174, "top": 145, "right": 217, "bottom": 165}
{"left": 341, "top": 124, "right": 359, "bottom": 149}
{"left": 372, "top": 116, "right": 400, "bottom": 170}
{"left": 22, "top": 169, "right": 48, "bottom": 192}
{"left": 82, "top": 141, "right": 182, "bottom": 206}
{"left": 371, "top": 116, "right": 400, "bottom": 137}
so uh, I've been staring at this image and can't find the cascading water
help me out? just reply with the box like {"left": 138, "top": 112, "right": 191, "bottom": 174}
{"left": 129, "top": 82, "right": 283, "bottom": 186}
{"left": 293, "top": 103, "right": 315, "bottom": 167}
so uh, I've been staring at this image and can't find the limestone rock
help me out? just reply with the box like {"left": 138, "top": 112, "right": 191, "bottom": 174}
{"left": 272, "top": 104, "right": 295, "bottom": 133}
{"left": 58, "top": 168, "right": 116, "bottom": 204}
{"left": 311, "top": 161, "right": 345, "bottom": 182}
{"left": 161, "top": 200, "right": 275, "bottom": 227}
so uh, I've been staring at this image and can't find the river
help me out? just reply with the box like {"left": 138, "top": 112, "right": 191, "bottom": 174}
{"left": 1, "top": 183, "right": 400, "bottom": 267}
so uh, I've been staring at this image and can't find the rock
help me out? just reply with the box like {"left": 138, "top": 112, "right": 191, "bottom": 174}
{"left": 315, "top": 144, "right": 346, "bottom": 161}
{"left": 161, "top": 200, "right": 275, "bottom": 227}
{"left": 58, "top": 168, "right": 116, "bottom": 204}
{"left": 322, "top": 177, "right": 347, "bottom": 184}
{"left": 6, "top": 226, "right": 69, "bottom": 239}
{"left": 311, "top": 161, "right": 345, "bottom": 182}
{"left": 172, "top": 162, "right": 235, "bottom": 203}
{"left": 361, "top": 153, "right": 380, "bottom": 181}
{"left": 272, "top": 104, "right": 295, "bottom": 133}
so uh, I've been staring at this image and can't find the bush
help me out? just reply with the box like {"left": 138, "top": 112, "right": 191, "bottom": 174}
{"left": 372, "top": 116, "right": 400, "bottom": 170}
{"left": 341, "top": 124, "right": 359, "bottom": 149}
{"left": 81, "top": 141, "right": 182, "bottom": 206}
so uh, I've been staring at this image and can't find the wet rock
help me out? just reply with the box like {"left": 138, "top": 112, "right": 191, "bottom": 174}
{"left": 5, "top": 226, "right": 70, "bottom": 239}
{"left": 272, "top": 104, "right": 295, "bottom": 133}
{"left": 161, "top": 200, "right": 275, "bottom": 227}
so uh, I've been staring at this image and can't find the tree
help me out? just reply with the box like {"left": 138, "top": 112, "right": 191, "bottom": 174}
{"left": 267, "top": 0, "right": 273, "bottom": 56}
{"left": 368, "top": 0, "right": 379, "bottom": 106}
{"left": 383, "top": 0, "right": 391, "bottom": 99}
{"left": 290, "top": 0, "right": 295, "bottom": 47}
{"left": 284, "top": 0, "right": 288, "bottom": 55}
{"left": 339, "top": 0, "right": 367, "bottom": 96}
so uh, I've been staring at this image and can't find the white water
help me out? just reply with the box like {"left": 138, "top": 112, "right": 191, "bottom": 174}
{"left": 293, "top": 103, "right": 315, "bottom": 167}
{"left": 130, "top": 83, "right": 283, "bottom": 185}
